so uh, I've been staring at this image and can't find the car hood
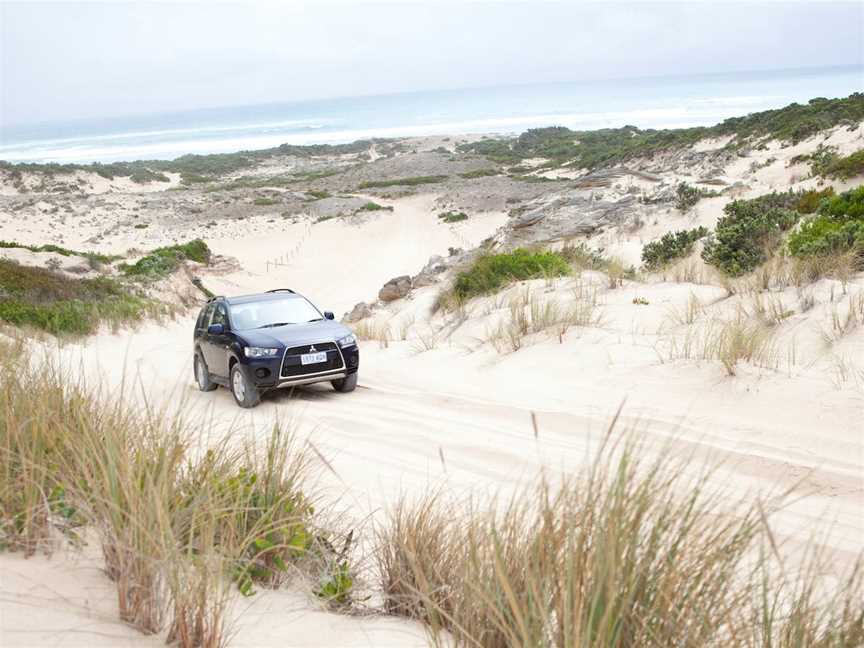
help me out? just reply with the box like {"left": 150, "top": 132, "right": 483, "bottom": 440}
{"left": 236, "top": 320, "right": 352, "bottom": 348}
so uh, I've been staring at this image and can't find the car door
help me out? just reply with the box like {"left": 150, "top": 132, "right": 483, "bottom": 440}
{"left": 203, "top": 303, "right": 231, "bottom": 378}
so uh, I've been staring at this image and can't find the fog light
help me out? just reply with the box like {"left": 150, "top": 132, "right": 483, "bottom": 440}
{"left": 255, "top": 368, "right": 271, "bottom": 379}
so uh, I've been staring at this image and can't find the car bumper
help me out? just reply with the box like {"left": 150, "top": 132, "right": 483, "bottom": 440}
{"left": 241, "top": 344, "right": 359, "bottom": 390}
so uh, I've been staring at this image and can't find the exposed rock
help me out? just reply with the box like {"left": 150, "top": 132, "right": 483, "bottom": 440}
{"left": 378, "top": 275, "right": 412, "bottom": 302}
{"left": 344, "top": 301, "right": 374, "bottom": 322}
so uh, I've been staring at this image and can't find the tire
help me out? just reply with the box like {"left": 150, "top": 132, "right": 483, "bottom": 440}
{"left": 230, "top": 364, "right": 261, "bottom": 408}
{"left": 194, "top": 352, "right": 218, "bottom": 392}
{"left": 332, "top": 372, "right": 358, "bottom": 393}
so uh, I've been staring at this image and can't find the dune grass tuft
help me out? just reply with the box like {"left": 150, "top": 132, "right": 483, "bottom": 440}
{"left": 376, "top": 432, "right": 864, "bottom": 647}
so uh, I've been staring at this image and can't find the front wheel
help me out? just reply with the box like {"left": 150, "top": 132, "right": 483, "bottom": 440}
{"left": 332, "top": 373, "right": 357, "bottom": 393}
{"left": 194, "top": 352, "right": 218, "bottom": 392}
{"left": 230, "top": 364, "right": 261, "bottom": 408}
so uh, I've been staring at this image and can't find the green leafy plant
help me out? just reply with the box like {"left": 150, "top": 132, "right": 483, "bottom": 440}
{"left": 358, "top": 175, "right": 448, "bottom": 189}
{"left": 641, "top": 226, "right": 709, "bottom": 270}
{"left": 702, "top": 192, "right": 801, "bottom": 275}
{"left": 357, "top": 201, "right": 393, "bottom": 212}
{"left": 0, "top": 259, "right": 166, "bottom": 335}
{"left": 121, "top": 239, "right": 211, "bottom": 279}
{"left": 788, "top": 185, "right": 864, "bottom": 266}
{"left": 438, "top": 210, "right": 468, "bottom": 223}
{"left": 316, "top": 560, "right": 354, "bottom": 607}
{"left": 450, "top": 249, "right": 570, "bottom": 301}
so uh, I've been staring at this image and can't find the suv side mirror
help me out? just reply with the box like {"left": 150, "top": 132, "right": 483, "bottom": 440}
{"left": 323, "top": 311, "right": 335, "bottom": 320}
{"left": 207, "top": 323, "right": 225, "bottom": 335}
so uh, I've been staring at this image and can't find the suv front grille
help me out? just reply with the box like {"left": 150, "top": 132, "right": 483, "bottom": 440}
{"left": 280, "top": 342, "right": 343, "bottom": 378}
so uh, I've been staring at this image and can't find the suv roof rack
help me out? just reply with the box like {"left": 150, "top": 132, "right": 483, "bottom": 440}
{"left": 266, "top": 288, "right": 295, "bottom": 294}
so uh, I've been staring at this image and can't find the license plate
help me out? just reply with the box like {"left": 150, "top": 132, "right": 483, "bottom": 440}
{"left": 300, "top": 351, "right": 327, "bottom": 365}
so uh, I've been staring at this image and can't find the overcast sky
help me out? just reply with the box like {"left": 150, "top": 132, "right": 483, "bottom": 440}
{"left": 1, "top": 1, "right": 861, "bottom": 127}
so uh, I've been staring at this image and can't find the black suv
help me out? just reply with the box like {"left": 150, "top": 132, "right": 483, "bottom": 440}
{"left": 193, "top": 289, "right": 359, "bottom": 408}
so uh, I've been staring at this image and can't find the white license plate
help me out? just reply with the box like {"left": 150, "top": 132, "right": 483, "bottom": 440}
{"left": 300, "top": 351, "right": 327, "bottom": 365}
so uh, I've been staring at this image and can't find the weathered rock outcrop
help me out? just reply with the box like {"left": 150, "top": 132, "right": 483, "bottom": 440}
{"left": 378, "top": 275, "right": 412, "bottom": 302}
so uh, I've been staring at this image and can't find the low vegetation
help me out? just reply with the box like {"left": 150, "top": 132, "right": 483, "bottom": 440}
{"left": 815, "top": 148, "right": 864, "bottom": 180}
{"left": 253, "top": 196, "right": 279, "bottom": 206}
{"left": 675, "top": 182, "right": 719, "bottom": 211}
{"left": 357, "top": 201, "right": 393, "bottom": 212}
{"left": 641, "top": 226, "right": 709, "bottom": 270}
{"left": 358, "top": 175, "right": 448, "bottom": 189}
{"left": 458, "top": 168, "right": 500, "bottom": 179}
{"left": 437, "top": 210, "right": 468, "bottom": 223}
{"left": 377, "top": 435, "right": 864, "bottom": 648}
{"left": 788, "top": 185, "right": 864, "bottom": 268}
{"left": 0, "top": 259, "right": 165, "bottom": 335}
{"left": 0, "top": 349, "right": 356, "bottom": 645}
{"left": 458, "top": 93, "right": 864, "bottom": 168}
{"left": 121, "top": 239, "right": 211, "bottom": 279}
{"left": 0, "top": 240, "right": 121, "bottom": 265}
{"left": 702, "top": 192, "right": 802, "bottom": 276}
{"left": 449, "top": 248, "right": 571, "bottom": 302}
{"left": 485, "top": 285, "right": 602, "bottom": 353}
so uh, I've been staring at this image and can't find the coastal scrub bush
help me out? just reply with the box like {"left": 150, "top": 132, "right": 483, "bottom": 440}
{"left": 0, "top": 240, "right": 121, "bottom": 265}
{"left": 0, "top": 259, "right": 163, "bottom": 335}
{"left": 702, "top": 192, "right": 801, "bottom": 276}
{"left": 675, "top": 182, "right": 719, "bottom": 211}
{"left": 451, "top": 249, "right": 570, "bottom": 301}
{"left": 788, "top": 185, "right": 864, "bottom": 267}
{"left": 438, "top": 210, "right": 468, "bottom": 223}
{"left": 641, "top": 226, "right": 709, "bottom": 270}
{"left": 358, "top": 175, "right": 448, "bottom": 189}
{"left": 816, "top": 148, "right": 864, "bottom": 180}
{"left": 253, "top": 196, "right": 279, "bottom": 206}
{"left": 121, "top": 239, "right": 211, "bottom": 279}
{"left": 357, "top": 201, "right": 393, "bottom": 212}
{"left": 458, "top": 168, "right": 500, "bottom": 179}
{"left": 795, "top": 187, "right": 835, "bottom": 214}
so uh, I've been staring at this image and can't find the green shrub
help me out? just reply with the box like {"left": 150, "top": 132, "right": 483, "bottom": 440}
{"left": 129, "top": 168, "right": 170, "bottom": 184}
{"left": 452, "top": 249, "right": 570, "bottom": 300}
{"left": 121, "top": 240, "right": 211, "bottom": 279}
{"left": 438, "top": 211, "right": 468, "bottom": 223}
{"left": 253, "top": 197, "right": 278, "bottom": 206}
{"left": 357, "top": 202, "right": 393, "bottom": 212}
{"left": 305, "top": 190, "right": 331, "bottom": 200}
{"left": 642, "top": 227, "right": 709, "bottom": 270}
{"left": 180, "top": 172, "right": 211, "bottom": 185}
{"left": 788, "top": 186, "right": 864, "bottom": 264}
{"left": 0, "top": 240, "right": 120, "bottom": 265}
{"left": 675, "top": 183, "right": 719, "bottom": 211}
{"left": 816, "top": 149, "right": 864, "bottom": 180}
{"left": 795, "top": 187, "right": 835, "bottom": 214}
{"left": 0, "top": 259, "right": 160, "bottom": 335}
{"left": 358, "top": 175, "right": 448, "bottom": 189}
{"left": 702, "top": 192, "right": 801, "bottom": 276}
{"left": 458, "top": 168, "right": 500, "bottom": 179}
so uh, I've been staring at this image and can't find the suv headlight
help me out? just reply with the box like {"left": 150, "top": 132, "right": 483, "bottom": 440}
{"left": 336, "top": 333, "right": 357, "bottom": 348}
{"left": 244, "top": 346, "right": 280, "bottom": 358}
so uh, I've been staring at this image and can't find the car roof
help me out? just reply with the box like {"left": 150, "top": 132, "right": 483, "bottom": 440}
{"left": 223, "top": 292, "right": 304, "bottom": 306}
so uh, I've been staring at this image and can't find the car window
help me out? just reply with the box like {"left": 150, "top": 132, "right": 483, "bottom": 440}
{"left": 229, "top": 297, "right": 322, "bottom": 330}
{"left": 196, "top": 305, "right": 210, "bottom": 330}
{"left": 200, "top": 304, "right": 215, "bottom": 329}
{"left": 211, "top": 304, "right": 229, "bottom": 329}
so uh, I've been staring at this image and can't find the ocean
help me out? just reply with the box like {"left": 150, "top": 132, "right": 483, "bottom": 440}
{"left": 1, "top": 66, "right": 861, "bottom": 164}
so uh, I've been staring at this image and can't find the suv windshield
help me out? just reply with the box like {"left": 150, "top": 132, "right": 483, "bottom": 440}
{"left": 229, "top": 297, "right": 322, "bottom": 330}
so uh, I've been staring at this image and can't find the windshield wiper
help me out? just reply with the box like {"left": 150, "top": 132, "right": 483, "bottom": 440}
{"left": 306, "top": 318, "right": 324, "bottom": 323}
{"left": 257, "top": 321, "right": 293, "bottom": 329}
